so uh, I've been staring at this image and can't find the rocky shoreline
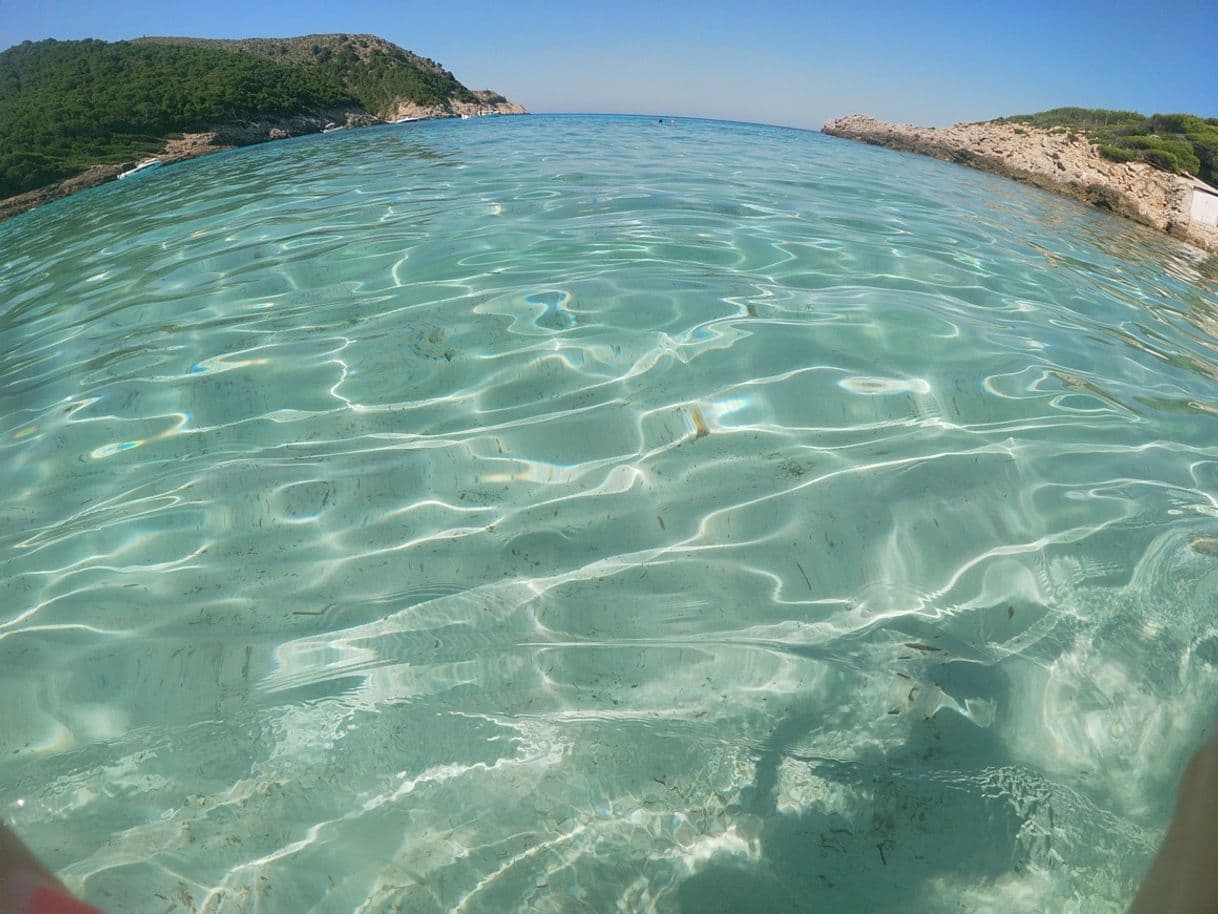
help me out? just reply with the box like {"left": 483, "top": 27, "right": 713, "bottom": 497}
{"left": 822, "top": 114, "right": 1218, "bottom": 256}
{"left": 0, "top": 97, "right": 526, "bottom": 223}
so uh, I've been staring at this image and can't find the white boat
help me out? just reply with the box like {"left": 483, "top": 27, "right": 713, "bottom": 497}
{"left": 392, "top": 116, "right": 420, "bottom": 124}
{"left": 117, "top": 158, "right": 161, "bottom": 179}
{"left": 322, "top": 123, "right": 345, "bottom": 133}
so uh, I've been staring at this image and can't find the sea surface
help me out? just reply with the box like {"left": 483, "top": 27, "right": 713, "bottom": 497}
{"left": 3, "top": 114, "right": 1218, "bottom": 913}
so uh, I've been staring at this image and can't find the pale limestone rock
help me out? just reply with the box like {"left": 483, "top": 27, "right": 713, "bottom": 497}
{"left": 822, "top": 114, "right": 1216, "bottom": 256}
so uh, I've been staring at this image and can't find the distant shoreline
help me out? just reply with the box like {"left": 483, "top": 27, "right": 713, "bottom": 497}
{"left": 11, "top": 110, "right": 1216, "bottom": 257}
{"left": 0, "top": 105, "right": 526, "bottom": 224}
{"left": 1, "top": 32, "right": 529, "bottom": 223}
{"left": 822, "top": 114, "right": 1218, "bottom": 257}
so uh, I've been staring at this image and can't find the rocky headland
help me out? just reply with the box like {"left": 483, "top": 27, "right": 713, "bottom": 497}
{"left": 822, "top": 114, "right": 1218, "bottom": 256}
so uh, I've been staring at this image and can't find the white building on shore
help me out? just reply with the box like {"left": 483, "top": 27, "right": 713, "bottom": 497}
{"left": 1189, "top": 177, "right": 1218, "bottom": 228}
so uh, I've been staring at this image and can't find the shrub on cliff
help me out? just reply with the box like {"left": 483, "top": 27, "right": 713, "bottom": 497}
{"left": 1098, "top": 145, "right": 1137, "bottom": 164}
{"left": 1153, "top": 115, "right": 1218, "bottom": 183}
{"left": 1118, "top": 136, "right": 1202, "bottom": 176}
{"left": 1138, "top": 150, "right": 1182, "bottom": 174}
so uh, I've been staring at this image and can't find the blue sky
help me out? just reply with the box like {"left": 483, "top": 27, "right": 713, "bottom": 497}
{"left": 2, "top": 0, "right": 1215, "bottom": 129}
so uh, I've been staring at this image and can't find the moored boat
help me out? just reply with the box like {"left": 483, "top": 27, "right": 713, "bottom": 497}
{"left": 117, "top": 158, "right": 161, "bottom": 179}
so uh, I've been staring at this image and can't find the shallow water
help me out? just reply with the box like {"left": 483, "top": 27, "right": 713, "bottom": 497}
{"left": 3, "top": 114, "right": 1218, "bottom": 912}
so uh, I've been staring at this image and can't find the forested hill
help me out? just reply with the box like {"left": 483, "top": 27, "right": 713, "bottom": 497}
{"left": 134, "top": 34, "right": 478, "bottom": 114}
{"left": 0, "top": 34, "right": 517, "bottom": 201}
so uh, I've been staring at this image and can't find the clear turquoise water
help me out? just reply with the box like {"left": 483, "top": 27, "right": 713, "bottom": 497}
{"left": 3, "top": 114, "right": 1218, "bottom": 912}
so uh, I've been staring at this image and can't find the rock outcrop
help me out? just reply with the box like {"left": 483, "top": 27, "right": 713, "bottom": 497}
{"left": 0, "top": 163, "right": 125, "bottom": 221}
{"left": 158, "top": 107, "right": 380, "bottom": 161}
{"left": 386, "top": 92, "right": 528, "bottom": 122}
{"left": 822, "top": 114, "right": 1218, "bottom": 256}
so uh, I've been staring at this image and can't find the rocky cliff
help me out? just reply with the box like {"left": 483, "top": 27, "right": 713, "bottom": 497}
{"left": 822, "top": 114, "right": 1218, "bottom": 256}
{"left": 391, "top": 89, "right": 528, "bottom": 121}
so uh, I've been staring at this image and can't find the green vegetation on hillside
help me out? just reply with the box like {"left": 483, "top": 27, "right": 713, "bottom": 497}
{"left": 994, "top": 107, "right": 1218, "bottom": 185}
{"left": 136, "top": 35, "right": 477, "bottom": 113}
{"left": 310, "top": 41, "right": 476, "bottom": 112}
{"left": 0, "top": 34, "right": 487, "bottom": 200}
{"left": 0, "top": 38, "right": 356, "bottom": 197}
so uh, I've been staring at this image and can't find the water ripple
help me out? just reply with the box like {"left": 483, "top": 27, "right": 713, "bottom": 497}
{"left": 2, "top": 115, "right": 1217, "bottom": 913}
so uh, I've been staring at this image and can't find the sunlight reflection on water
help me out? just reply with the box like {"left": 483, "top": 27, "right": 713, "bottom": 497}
{"left": 2, "top": 114, "right": 1218, "bottom": 913}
